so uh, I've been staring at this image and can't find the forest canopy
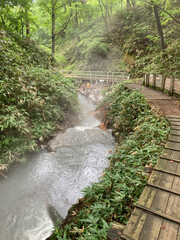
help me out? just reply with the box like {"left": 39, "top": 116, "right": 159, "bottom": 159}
{"left": 0, "top": 0, "right": 180, "bottom": 75}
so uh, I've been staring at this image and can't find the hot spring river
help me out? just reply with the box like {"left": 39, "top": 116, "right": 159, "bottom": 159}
{"left": 0, "top": 94, "right": 115, "bottom": 240}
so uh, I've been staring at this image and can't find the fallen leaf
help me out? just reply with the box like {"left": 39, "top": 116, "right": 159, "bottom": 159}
{"left": 161, "top": 225, "right": 166, "bottom": 229}
{"left": 131, "top": 151, "right": 137, "bottom": 155}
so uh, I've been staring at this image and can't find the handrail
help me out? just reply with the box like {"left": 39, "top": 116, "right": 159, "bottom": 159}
{"left": 60, "top": 70, "right": 129, "bottom": 84}
{"left": 143, "top": 73, "right": 180, "bottom": 96}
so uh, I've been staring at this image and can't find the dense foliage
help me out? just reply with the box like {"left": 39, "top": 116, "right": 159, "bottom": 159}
{"left": 106, "top": 2, "right": 180, "bottom": 77}
{"left": 0, "top": 30, "right": 78, "bottom": 166}
{"left": 50, "top": 84, "right": 169, "bottom": 239}
{"left": 2, "top": 1, "right": 179, "bottom": 76}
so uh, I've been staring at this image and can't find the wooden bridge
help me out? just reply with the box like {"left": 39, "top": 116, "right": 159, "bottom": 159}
{"left": 60, "top": 70, "right": 129, "bottom": 84}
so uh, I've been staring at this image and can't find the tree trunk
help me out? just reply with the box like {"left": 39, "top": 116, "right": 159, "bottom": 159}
{"left": 98, "top": 0, "right": 108, "bottom": 31}
{"left": 21, "top": 18, "right": 24, "bottom": 37}
{"left": 1, "top": 16, "right": 6, "bottom": 29}
{"left": 153, "top": 4, "right": 166, "bottom": 50}
{"left": 127, "top": 0, "right": 132, "bottom": 9}
{"left": 74, "top": 4, "right": 78, "bottom": 29}
{"left": 26, "top": 10, "right": 30, "bottom": 36}
{"left": 52, "top": 4, "right": 56, "bottom": 58}
{"left": 131, "top": 0, "right": 136, "bottom": 7}
{"left": 26, "top": 22, "right": 30, "bottom": 35}
{"left": 100, "top": 0, "right": 111, "bottom": 20}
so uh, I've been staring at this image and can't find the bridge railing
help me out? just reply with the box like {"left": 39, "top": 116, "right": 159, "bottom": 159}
{"left": 60, "top": 70, "right": 129, "bottom": 84}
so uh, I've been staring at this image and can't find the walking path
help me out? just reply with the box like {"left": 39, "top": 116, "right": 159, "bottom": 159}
{"left": 108, "top": 83, "right": 180, "bottom": 240}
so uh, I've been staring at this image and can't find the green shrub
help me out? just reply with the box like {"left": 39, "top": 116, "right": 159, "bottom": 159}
{"left": 0, "top": 30, "right": 78, "bottom": 164}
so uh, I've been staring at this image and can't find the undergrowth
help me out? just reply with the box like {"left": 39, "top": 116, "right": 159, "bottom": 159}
{"left": 0, "top": 30, "right": 78, "bottom": 165}
{"left": 51, "top": 83, "right": 170, "bottom": 240}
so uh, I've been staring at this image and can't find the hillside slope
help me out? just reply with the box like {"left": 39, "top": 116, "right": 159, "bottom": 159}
{"left": 0, "top": 30, "right": 78, "bottom": 167}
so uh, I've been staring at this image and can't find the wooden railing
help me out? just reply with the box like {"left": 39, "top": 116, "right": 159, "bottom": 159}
{"left": 60, "top": 70, "right": 129, "bottom": 84}
{"left": 144, "top": 74, "right": 180, "bottom": 96}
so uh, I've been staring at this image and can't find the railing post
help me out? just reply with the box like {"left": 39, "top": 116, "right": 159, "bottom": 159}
{"left": 169, "top": 76, "right": 174, "bottom": 96}
{"left": 161, "top": 75, "right": 166, "bottom": 91}
{"left": 143, "top": 74, "right": 146, "bottom": 85}
{"left": 153, "top": 74, "right": 156, "bottom": 89}
{"left": 90, "top": 71, "right": 92, "bottom": 84}
{"left": 146, "top": 74, "right": 150, "bottom": 87}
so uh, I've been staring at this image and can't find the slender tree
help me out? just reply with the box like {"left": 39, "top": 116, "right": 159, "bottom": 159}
{"left": 39, "top": 0, "right": 72, "bottom": 57}
{"left": 98, "top": 0, "right": 108, "bottom": 31}
{"left": 153, "top": 3, "right": 166, "bottom": 49}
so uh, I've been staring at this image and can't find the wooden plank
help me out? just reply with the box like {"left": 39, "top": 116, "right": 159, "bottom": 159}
{"left": 138, "top": 186, "right": 156, "bottom": 208}
{"left": 174, "top": 142, "right": 180, "bottom": 150}
{"left": 171, "top": 123, "right": 180, "bottom": 126}
{"left": 147, "top": 183, "right": 180, "bottom": 195}
{"left": 171, "top": 126, "right": 180, "bottom": 131}
{"left": 172, "top": 176, "right": 180, "bottom": 194}
{"left": 120, "top": 233, "right": 135, "bottom": 240}
{"left": 166, "top": 141, "right": 175, "bottom": 148}
{"left": 168, "top": 119, "right": 180, "bottom": 123}
{"left": 156, "top": 158, "right": 167, "bottom": 170}
{"left": 157, "top": 172, "right": 174, "bottom": 189}
{"left": 160, "top": 156, "right": 180, "bottom": 163}
{"left": 136, "top": 204, "right": 180, "bottom": 224}
{"left": 154, "top": 168, "right": 180, "bottom": 178}
{"left": 123, "top": 208, "right": 147, "bottom": 240}
{"left": 177, "top": 226, "right": 180, "bottom": 240}
{"left": 165, "top": 147, "right": 180, "bottom": 152}
{"left": 166, "top": 194, "right": 180, "bottom": 219}
{"left": 151, "top": 189, "right": 169, "bottom": 213}
{"left": 170, "top": 130, "right": 180, "bottom": 136}
{"left": 168, "top": 118, "right": 180, "bottom": 121}
{"left": 162, "top": 149, "right": 173, "bottom": 158}
{"left": 168, "top": 139, "right": 180, "bottom": 144}
{"left": 166, "top": 115, "right": 180, "bottom": 119}
{"left": 165, "top": 159, "right": 178, "bottom": 173}
{"left": 169, "top": 134, "right": 180, "bottom": 143}
{"left": 107, "top": 222, "right": 125, "bottom": 240}
{"left": 148, "top": 171, "right": 163, "bottom": 185}
{"left": 158, "top": 219, "right": 179, "bottom": 240}
{"left": 167, "top": 146, "right": 180, "bottom": 161}
{"left": 139, "top": 214, "right": 162, "bottom": 240}
{"left": 176, "top": 162, "right": 180, "bottom": 174}
{"left": 171, "top": 149, "right": 180, "bottom": 160}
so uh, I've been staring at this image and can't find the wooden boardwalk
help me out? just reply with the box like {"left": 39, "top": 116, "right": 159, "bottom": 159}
{"left": 108, "top": 84, "right": 180, "bottom": 240}
{"left": 120, "top": 116, "right": 180, "bottom": 240}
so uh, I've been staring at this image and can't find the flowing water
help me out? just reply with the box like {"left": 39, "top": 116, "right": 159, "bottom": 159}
{"left": 0, "top": 94, "right": 115, "bottom": 240}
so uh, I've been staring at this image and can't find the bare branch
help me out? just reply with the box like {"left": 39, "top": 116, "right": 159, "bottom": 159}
{"left": 55, "top": 0, "right": 70, "bottom": 11}
{"left": 55, "top": 12, "right": 72, "bottom": 37}
{"left": 41, "top": 1, "right": 51, "bottom": 12}
{"left": 144, "top": 0, "right": 180, "bottom": 24}
{"left": 159, "top": 6, "right": 180, "bottom": 24}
